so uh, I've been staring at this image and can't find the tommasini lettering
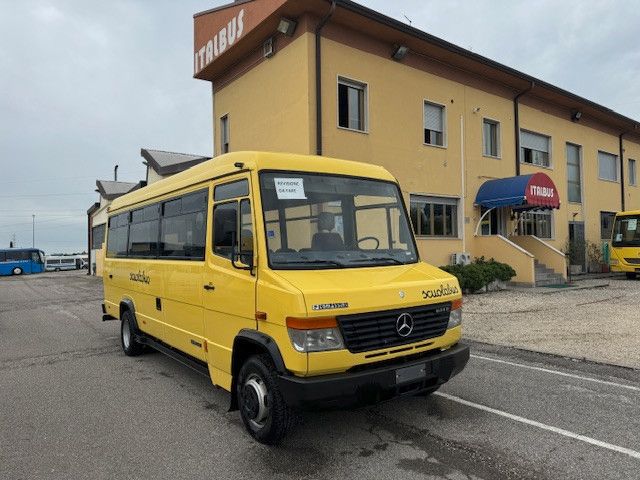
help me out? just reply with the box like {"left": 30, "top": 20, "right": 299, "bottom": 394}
{"left": 422, "top": 283, "right": 459, "bottom": 299}
{"left": 130, "top": 271, "right": 150, "bottom": 285}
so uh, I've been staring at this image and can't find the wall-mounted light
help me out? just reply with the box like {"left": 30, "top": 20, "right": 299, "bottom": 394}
{"left": 571, "top": 110, "right": 582, "bottom": 122}
{"left": 391, "top": 44, "right": 409, "bottom": 60}
{"left": 263, "top": 37, "right": 275, "bottom": 58}
{"left": 277, "top": 17, "right": 297, "bottom": 37}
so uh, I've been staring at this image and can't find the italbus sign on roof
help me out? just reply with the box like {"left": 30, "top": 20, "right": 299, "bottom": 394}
{"left": 194, "top": 9, "right": 245, "bottom": 75}
{"left": 193, "top": 0, "right": 288, "bottom": 78}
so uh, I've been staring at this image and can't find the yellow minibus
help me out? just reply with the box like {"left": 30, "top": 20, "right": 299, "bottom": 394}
{"left": 102, "top": 152, "right": 468, "bottom": 444}
{"left": 610, "top": 209, "right": 640, "bottom": 279}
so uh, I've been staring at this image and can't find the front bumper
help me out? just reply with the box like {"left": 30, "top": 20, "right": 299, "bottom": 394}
{"left": 277, "top": 343, "right": 469, "bottom": 409}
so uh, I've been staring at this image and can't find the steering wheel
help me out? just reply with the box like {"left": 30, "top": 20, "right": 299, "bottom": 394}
{"left": 357, "top": 236, "right": 380, "bottom": 249}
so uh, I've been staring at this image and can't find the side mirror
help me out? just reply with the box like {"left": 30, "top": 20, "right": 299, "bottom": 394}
{"left": 231, "top": 231, "right": 254, "bottom": 271}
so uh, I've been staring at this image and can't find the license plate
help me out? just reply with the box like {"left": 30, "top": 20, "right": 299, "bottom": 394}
{"left": 395, "top": 363, "right": 427, "bottom": 385}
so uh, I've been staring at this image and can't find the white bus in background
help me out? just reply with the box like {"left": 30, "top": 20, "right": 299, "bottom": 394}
{"left": 45, "top": 255, "right": 88, "bottom": 272}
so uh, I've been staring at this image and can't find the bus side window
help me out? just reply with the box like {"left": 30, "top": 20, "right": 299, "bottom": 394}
{"left": 213, "top": 202, "right": 238, "bottom": 259}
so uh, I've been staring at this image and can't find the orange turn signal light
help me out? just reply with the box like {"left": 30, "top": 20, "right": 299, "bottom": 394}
{"left": 451, "top": 298, "right": 463, "bottom": 310}
{"left": 286, "top": 316, "right": 337, "bottom": 330}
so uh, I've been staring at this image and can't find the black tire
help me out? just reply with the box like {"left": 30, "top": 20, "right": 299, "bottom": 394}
{"left": 237, "top": 354, "right": 292, "bottom": 445}
{"left": 626, "top": 272, "right": 637, "bottom": 280}
{"left": 414, "top": 385, "right": 441, "bottom": 397}
{"left": 12, "top": 267, "right": 23, "bottom": 275}
{"left": 55, "top": 268, "right": 60, "bottom": 272}
{"left": 120, "top": 310, "right": 144, "bottom": 357}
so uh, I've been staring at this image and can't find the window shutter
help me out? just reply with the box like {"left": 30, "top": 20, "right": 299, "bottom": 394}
{"left": 598, "top": 151, "right": 618, "bottom": 181}
{"left": 424, "top": 103, "right": 443, "bottom": 132}
{"left": 521, "top": 131, "right": 549, "bottom": 152}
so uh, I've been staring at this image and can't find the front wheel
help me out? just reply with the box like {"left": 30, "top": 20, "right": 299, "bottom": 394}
{"left": 237, "top": 354, "right": 292, "bottom": 445}
{"left": 626, "top": 272, "right": 637, "bottom": 280}
{"left": 120, "top": 310, "right": 144, "bottom": 356}
{"left": 12, "top": 267, "right": 23, "bottom": 275}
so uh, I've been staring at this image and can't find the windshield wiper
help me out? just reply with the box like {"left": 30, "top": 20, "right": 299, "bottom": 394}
{"left": 273, "top": 259, "right": 346, "bottom": 268}
{"left": 350, "top": 256, "right": 405, "bottom": 265}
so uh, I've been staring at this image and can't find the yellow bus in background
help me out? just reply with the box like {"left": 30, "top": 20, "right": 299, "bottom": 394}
{"left": 102, "top": 151, "right": 468, "bottom": 444}
{"left": 610, "top": 209, "right": 640, "bottom": 279}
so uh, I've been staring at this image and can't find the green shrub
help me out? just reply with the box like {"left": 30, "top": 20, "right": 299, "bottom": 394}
{"left": 441, "top": 257, "right": 516, "bottom": 293}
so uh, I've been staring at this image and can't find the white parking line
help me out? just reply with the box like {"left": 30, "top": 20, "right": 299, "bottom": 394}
{"left": 470, "top": 354, "right": 640, "bottom": 393}
{"left": 435, "top": 392, "right": 640, "bottom": 460}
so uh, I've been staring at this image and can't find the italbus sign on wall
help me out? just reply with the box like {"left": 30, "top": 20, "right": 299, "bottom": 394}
{"left": 193, "top": 0, "right": 288, "bottom": 78}
{"left": 194, "top": 9, "right": 245, "bottom": 74}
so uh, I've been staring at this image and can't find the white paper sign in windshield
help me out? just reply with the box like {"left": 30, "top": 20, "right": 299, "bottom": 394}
{"left": 627, "top": 219, "right": 638, "bottom": 230}
{"left": 274, "top": 178, "right": 306, "bottom": 199}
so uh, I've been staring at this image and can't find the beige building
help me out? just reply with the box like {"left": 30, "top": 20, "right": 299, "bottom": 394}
{"left": 142, "top": 149, "right": 209, "bottom": 185}
{"left": 192, "top": 0, "right": 640, "bottom": 285}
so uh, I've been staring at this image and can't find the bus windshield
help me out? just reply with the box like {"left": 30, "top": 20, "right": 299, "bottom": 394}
{"left": 259, "top": 172, "right": 418, "bottom": 269}
{"left": 612, "top": 214, "right": 640, "bottom": 247}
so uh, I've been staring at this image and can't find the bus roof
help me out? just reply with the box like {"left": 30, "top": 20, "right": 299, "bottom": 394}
{"left": 108, "top": 151, "right": 395, "bottom": 213}
{"left": 616, "top": 210, "right": 640, "bottom": 216}
{"left": 0, "top": 248, "right": 42, "bottom": 253}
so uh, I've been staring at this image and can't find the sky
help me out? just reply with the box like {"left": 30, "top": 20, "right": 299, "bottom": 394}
{"left": 1, "top": 0, "right": 639, "bottom": 254}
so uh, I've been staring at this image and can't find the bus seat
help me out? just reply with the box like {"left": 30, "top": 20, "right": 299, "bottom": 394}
{"left": 312, "top": 212, "right": 344, "bottom": 250}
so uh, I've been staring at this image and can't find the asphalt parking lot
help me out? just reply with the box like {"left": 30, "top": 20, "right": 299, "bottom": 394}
{"left": 1, "top": 271, "right": 639, "bottom": 480}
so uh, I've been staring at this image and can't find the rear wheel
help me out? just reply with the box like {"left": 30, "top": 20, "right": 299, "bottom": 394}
{"left": 626, "top": 272, "right": 637, "bottom": 280}
{"left": 237, "top": 354, "right": 292, "bottom": 445}
{"left": 120, "top": 310, "right": 144, "bottom": 356}
{"left": 12, "top": 267, "right": 23, "bottom": 275}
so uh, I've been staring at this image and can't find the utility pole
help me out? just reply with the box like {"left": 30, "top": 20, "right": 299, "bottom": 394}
{"left": 32, "top": 214, "right": 35, "bottom": 247}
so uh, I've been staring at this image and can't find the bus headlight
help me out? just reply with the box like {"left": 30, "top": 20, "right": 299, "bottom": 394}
{"left": 447, "top": 298, "right": 462, "bottom": 329}
{"left": 286, "top": 317, "right": 344, "bottom": 352}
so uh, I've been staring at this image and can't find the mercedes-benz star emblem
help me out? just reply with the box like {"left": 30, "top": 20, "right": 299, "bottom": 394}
{"left": 396, "top": 313, "right": 414, "bottom": 337}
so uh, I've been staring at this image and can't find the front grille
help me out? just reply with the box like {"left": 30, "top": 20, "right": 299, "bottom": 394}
{"left": 624, "top": 258, "right": 640, "bottom": 265}
{"left": 337, "top": 302, "right": 451, "bottom": 353}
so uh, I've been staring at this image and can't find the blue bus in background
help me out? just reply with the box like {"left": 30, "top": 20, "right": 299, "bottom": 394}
{"left": 0, "top": 248, "right": 46, "bottom": 276}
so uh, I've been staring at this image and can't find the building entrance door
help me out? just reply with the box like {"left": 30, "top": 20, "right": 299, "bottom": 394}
{"left": 568, "top": 221, "right": 586, "bottom": 272}
{"left": 480, "top": 207, "right": 508, "bottom": 236}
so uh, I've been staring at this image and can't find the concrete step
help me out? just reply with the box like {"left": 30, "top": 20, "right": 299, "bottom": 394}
{"left": 535, "top": 259, "right": 566, "bottom": 286}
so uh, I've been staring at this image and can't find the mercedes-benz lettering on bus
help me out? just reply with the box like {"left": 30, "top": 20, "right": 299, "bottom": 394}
{"left": 610, "top": 210, "right": 640, "bottom": 279}
{"left": 102, "top": 152, "right": 469, "bottom": 444}
{"left": 0, "top": 248, "right": 45, "bottom": 276}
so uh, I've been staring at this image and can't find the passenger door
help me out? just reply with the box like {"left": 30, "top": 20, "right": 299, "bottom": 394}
{"left": 158, "top": 189, "right": 209, "bottom": 361}
{"left": 203, "top": 176, "right": 257, "bottom": 388}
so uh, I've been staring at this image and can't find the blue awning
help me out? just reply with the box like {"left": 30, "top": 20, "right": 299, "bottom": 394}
{"left": 475, "top": 173, "right": 560, "bottom": 209}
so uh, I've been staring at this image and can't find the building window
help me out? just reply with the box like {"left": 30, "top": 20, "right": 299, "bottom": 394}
{"left": 600, "top": 211, "right": 616, "bottom": 240}
{"left": 629, "top": 159, "right": 637, "bottom": 186}
{"left": 566, "top": 143, "right": 582, "bottom": 203}
{"left": 483, "top": 119, "right": 500, "bottom": 157}
{"left": 338, "top": 77, "right": 367, "bottom": 131}
{"left": 598, "top": 151, "right": 619, "bottom": 182}
{"left": 409, "top": 195, "right": 458, "bottom": 237}
{"left": 423, "top": 101, "right": 445, "bottom": 146}
{"left": 520, "top": 130, "right": 550, "bottom": 167}
{"left": 220, "top": 115, "right": 230, "bottom": 154}
{"left": 518, "top": 211, "right": 553, "bottom": 239}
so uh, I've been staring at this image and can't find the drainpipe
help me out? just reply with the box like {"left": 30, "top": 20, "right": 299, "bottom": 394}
{"left": 315, "top": 0, "right": 337, "bottom": 156}
{"left": 619, "top": 132, "right": 626, "bottom": 211}
{"left": 513, "top": 81, "right": 535, "bottom": 176}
